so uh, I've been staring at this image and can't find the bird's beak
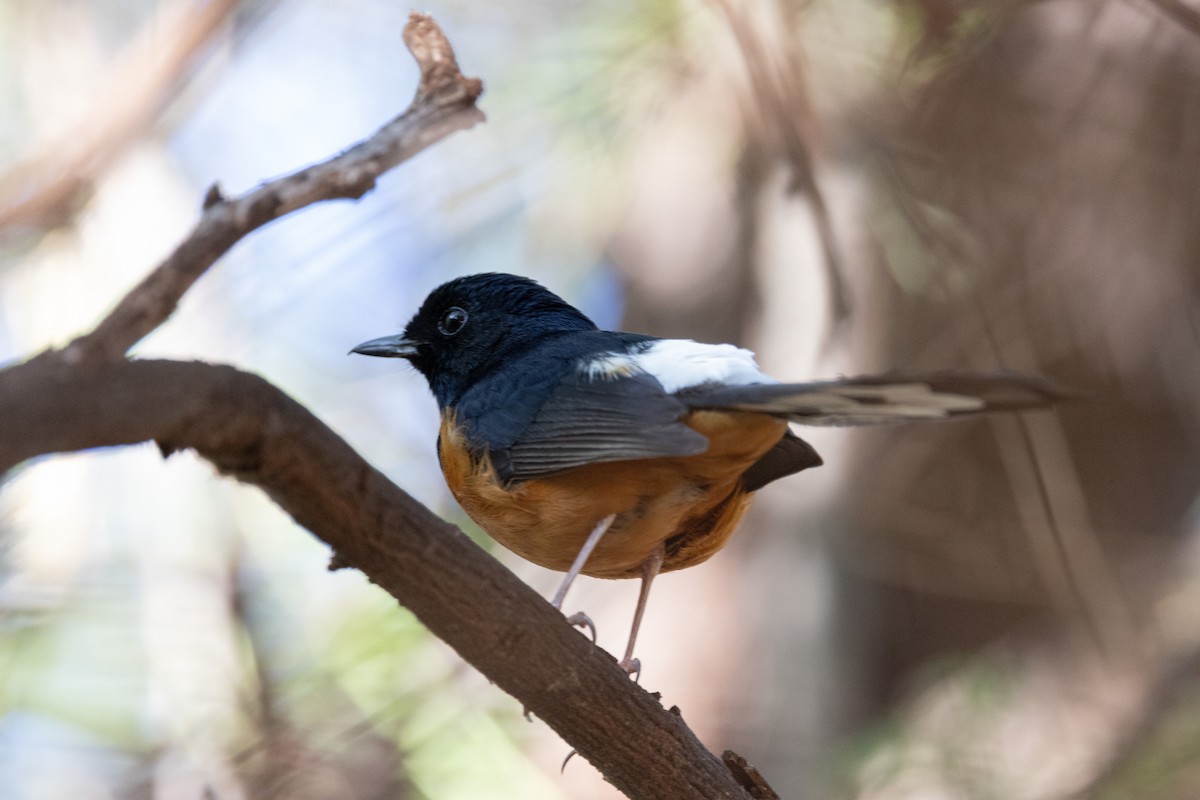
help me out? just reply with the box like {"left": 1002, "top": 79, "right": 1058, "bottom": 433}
{"left": 350, "top": 334, "right": 420, "bottom": 359}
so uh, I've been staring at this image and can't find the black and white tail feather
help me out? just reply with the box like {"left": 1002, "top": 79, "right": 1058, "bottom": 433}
{"left": 680, "top": 371, "right": 1065, "bottom": 426}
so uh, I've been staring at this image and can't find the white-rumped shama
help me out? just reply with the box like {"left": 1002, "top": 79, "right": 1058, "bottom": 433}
{"left": 353, "top": 273, "right": 1061, "bottom": 674}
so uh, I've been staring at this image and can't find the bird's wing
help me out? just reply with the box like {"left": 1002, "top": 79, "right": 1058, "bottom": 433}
{"left": 492, "top": 369, "right": 709, "bottom": 484}
{"left": 680, "top": 371, "right": 1068, "bottom": 426}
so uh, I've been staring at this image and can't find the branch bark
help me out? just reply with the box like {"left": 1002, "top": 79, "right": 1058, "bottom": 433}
{"left": 0, "top": 13, "right": 771, "bottom": 800}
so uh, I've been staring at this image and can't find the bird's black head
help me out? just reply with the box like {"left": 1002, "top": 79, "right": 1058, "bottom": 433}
{"left": 351, "top": 273, "right": 597, "bottom": 407}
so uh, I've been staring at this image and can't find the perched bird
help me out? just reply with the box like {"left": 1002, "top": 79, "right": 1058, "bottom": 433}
{"left": 353, "top": 272, "right": 1060, "bottom": 674}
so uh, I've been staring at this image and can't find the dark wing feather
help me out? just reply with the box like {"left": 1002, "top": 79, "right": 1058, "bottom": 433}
{"left": 681, "top": 371, "right": 1068, "bottom": 426}
{"left": 493, "top": 371, "right": 709, "bottom": 484}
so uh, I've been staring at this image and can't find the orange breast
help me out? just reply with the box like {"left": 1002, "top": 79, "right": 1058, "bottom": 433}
{"left": 438, "top": 409, "right": 787, "bottom": 579}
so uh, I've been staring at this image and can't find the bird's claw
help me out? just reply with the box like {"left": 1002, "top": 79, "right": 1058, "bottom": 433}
{"left": 564, "top": 611, "right": 596, "bottom": 642}
{"left": 619, "top": 656, "right": 642, "bottom": 683}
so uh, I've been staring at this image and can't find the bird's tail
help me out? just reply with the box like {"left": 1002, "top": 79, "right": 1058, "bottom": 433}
{"left": 682, "top": 371, "right": 1072, "bottom": 426}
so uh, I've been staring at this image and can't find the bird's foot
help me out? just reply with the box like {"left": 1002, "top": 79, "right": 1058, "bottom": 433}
{"left": 619, "top": 655, "right": 642, "bottom": 683}
{"left": 564, "top": 611, "right": 596, "bottom": 643}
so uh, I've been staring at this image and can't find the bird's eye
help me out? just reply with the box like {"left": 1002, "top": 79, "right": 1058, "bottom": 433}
{"left": 437, "top": 306, "right": 468, "bottom": 336}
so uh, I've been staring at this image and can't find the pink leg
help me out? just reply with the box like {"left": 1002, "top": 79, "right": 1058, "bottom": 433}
{"left": 619, "top": 545, "right": 666, "bottom": 679}
{"left": 550, "top": 515, "right": 615, "bottom": 641}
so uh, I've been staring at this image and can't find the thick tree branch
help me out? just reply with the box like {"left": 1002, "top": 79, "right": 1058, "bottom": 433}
{"left": 0, "top": 354, "right": 759, "bottom": 800}
{"left": 67, "top": 12, "right": 484, "bottom": 364}
{"left": 0, "top": 13, "right": 772, "bottom": 800}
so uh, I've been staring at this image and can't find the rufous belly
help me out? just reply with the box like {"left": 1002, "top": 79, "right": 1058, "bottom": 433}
{"left": 438, "top": 410, "right": 787, "bottom": 579}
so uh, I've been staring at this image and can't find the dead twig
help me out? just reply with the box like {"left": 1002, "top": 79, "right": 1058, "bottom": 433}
{"left": 67, "top": 12, "right": 485, "bottom": 364}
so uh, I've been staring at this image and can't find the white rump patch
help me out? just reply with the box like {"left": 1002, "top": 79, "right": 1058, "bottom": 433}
{"left": 634, "top": 339, "right": 774, "bottom": 393}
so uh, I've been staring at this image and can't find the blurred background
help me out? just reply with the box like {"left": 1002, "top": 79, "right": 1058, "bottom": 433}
{"left": 2, "top": 0, "right": 1200, "bottom": 798}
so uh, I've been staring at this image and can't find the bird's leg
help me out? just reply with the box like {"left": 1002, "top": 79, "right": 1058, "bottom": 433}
{"left": 550, "top": 514, "right": 615, "bottom": 642}
{"left": 619, "top": 545, "right": 666, "bottom": 679}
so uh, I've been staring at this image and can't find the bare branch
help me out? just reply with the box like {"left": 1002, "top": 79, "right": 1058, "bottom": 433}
{"left": 0, "top": 354, "right": 760, "bottom": 800}
{"left": 66, "top": 12, "right": 485, "bottom": 364}
{"left": 724, "top": 750, "right": 782, "bottom": 800}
